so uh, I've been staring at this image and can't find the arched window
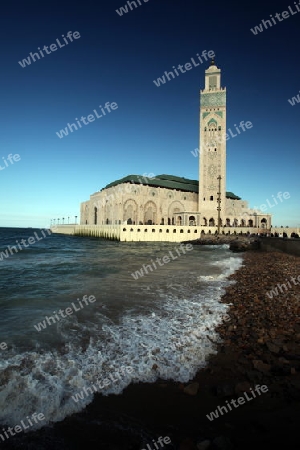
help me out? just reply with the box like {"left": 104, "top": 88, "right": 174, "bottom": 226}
{"left": 261, "top": 218, "right": 267, "bottom": 229}
{"left": 189, "top": 216, "right": 196, "bottom": 226}
{"left": 209, "top": 218, "right": 215, "bottom": 226}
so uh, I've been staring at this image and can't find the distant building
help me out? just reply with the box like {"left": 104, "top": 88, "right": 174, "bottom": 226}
{"left": 80, "top": 61, "right": 271, "bottom": 231}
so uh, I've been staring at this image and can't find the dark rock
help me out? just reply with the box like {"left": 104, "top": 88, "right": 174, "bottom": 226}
{"left": 252, "top": 360, "right": 271, "bottom": 373}
{"left": 215, "top": 383, "right": 235, "bottom": 397}
{"left": 266, "top": 342, "right": 280, "bottom": 354}
{"left": 213, "top": 436, "right": 234, "bottom": 450}
{"left": 183, "top": 382, "right": 199, "bottom": 396}
{"left": 234, "top": 381, "right": 251, "bottom": 394}
{"left": 196, "top": 440, "right": 211, "bottom": 450}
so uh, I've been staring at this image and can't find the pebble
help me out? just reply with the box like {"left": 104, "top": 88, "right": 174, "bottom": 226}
{"left": 183, "top": 382, "right": 199, "bottom": 396}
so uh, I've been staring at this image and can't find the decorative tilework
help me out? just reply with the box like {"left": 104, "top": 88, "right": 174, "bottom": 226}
{"left": 200, "top": 92, "right": 226, "bottom": 107}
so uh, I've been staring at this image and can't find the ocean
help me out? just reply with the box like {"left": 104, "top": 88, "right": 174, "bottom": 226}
{"left": 0, "top": 227, "right": 243, "bottom": 431}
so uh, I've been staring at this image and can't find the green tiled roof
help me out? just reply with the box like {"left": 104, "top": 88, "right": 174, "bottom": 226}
{"left": 102, "top": 174, "right": 241, "bottom": 199}
{"left": 226, "top": 191, "right": 241, "bottom": 200}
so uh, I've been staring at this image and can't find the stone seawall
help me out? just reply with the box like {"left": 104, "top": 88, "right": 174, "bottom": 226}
{"left": 260, "top": 237, "right": 300, "bottom": 257}
{"left": 50, "top": 226, "right": 300, "bottom": 245}
{"left": 51, "top": 225, "right": 264, "bottom": 242}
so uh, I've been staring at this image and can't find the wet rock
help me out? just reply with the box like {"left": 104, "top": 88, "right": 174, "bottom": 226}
{"left": 196, "top": 439, "right": 211, "bottom": 450}
{"left": 278, "top": 357, "right": 290, "bottom": 365}
{"left": 215, "top": 383, "right": 235, "bottom": 397}
{"left": 179, "top": 438, "right": 198, "bottom": 450}
{"left": 235, "top": 381, "right": 251, "bottom": 394}
{"left": 183, "top": 382, "right": 199, "bottom": 396}
{"left": 213, "top": 436, "right": 234, "bottom": 449}
{"left": 266, "top": 342, "right": 280, "bottom": 354}
{"left": 252, "top": 360, "right": 271, "bottom": 373}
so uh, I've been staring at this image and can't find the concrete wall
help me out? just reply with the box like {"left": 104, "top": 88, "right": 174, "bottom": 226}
{"left": 260, "top": 237, "right": 300, "bottom": 257}
{"left": 75, "top": 225, "right": 121, "bottom": 240}
{"left": 51, "top": 225, "right": 76, "bottom": 235}
{"left": 51, "top": 225, "right": 300, "bottom": 244}
{"left": 51, "top": 225, "right": 268, "bottom": 242}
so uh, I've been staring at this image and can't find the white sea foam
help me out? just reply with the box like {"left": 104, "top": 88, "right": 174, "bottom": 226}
{"left": 0, "top": 253, "right": 243, "bottom": 429}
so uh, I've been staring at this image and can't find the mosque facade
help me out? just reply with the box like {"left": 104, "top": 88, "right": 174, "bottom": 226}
{"left": 80, "top": 61, "right": 271, "bottom": 232}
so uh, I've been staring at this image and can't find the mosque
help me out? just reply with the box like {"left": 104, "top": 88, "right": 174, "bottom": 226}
{"left": 79, "top": 60, "right": 271, "bottom": 238}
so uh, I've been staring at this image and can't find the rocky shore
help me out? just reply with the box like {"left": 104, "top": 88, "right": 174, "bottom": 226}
{"left": 2, "top": 250, "right": 300, "bottom": 449}
{"left": 184, "top": 234, "right": 261, "bottom": 252}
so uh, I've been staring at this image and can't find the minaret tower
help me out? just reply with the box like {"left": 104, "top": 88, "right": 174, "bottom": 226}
{"left": 198, "top": 59, "right": 226, "bottom": 226}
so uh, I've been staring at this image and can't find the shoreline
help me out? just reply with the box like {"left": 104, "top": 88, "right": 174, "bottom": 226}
{"left": 2, "top": 250, "right": 300, "bottom": 449}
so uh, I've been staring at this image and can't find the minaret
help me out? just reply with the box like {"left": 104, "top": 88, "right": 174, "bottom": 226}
{"left": 198, "top": 59, "right": 226, "bottom": 226}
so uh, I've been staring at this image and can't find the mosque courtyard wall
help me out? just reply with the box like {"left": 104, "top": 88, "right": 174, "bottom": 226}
{"left": 50, "top": 225, "right": 298, "bottom": 242}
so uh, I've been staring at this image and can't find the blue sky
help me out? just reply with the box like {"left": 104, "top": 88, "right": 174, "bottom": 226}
{"left": 0, "top": 0, "right": 299, "bottom": 228}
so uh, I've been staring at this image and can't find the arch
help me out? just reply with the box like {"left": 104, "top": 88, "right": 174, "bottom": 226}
{"left": 94, "top": 207, "right": 98, "bottom": 225}
{"left": 248, "top": 219, "right": 254, "bottom": 227}
{"left": 241, "top": 219, "right": 246, "bottom": 227}
{"left": 261, "top": 218, "right": 267, "bottom": 229}
{"left": 168, "top": 201, "right": 184, "bottom": 224}
{"left": 209, "top": 218, "right": 215, "bottom": 227}
{"left": 226, "top": 218, "right": 231, "bottom": 226}
{"left": 208, "top": 118, "right": 217, "bottom": 128}
{"left": 144, "top": 200, "right": 157, "bottom": 225}
{"left": 123, "top": 199, "right": 138, "bottom": 225}
{"left": 233, "top": 218, "right": 238, "bottom": 227}
{"left": 202, "top": 217, "right": 207, "bottom": 226}
{"left": 189, "top": 215, "right": 196, "bottom": 226}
